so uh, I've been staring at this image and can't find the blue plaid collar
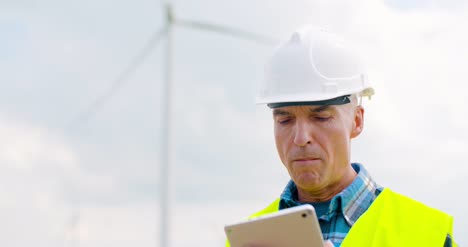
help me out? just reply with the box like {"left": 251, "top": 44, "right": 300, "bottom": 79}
{"left": 279, "top": 163, "right": 383, "bottom": 226}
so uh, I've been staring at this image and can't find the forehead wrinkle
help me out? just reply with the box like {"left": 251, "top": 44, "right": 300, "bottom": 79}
{"left": 309, "top": 105, "right": 335, "bottom": 113}
{"left": 273, "top": 105, "right": 336, "bottom": 117}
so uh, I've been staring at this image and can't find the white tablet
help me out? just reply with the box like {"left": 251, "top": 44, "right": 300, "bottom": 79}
{"left": 224, "top": 204, "right": 324, "bottom": 247}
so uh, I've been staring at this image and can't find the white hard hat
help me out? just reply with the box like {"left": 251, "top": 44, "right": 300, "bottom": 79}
{"left": 257, "top": 26, "right": 374, "bottom": 108}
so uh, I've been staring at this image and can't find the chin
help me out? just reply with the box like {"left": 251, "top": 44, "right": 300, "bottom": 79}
{"left": 294, "top": 173, "right": 322, "bottom": 188}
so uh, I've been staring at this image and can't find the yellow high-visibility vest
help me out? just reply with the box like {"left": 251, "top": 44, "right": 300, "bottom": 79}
{"left": 226, "top": 188, "right": 456, "bottom": 247}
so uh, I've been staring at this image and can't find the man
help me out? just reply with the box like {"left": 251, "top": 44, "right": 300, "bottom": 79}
{"left": 226, "top": 26, "right": 456, "bottom": 246}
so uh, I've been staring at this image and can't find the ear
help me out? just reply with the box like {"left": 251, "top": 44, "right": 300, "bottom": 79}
{"left": 350, "top": 106, "right": 364, "bottom": 138}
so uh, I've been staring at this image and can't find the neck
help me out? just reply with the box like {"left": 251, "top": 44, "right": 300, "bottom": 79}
{"left": 297, "top": 165, "right": 357, "bottom": 202}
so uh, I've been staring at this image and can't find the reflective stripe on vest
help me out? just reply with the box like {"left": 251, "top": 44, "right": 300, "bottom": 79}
{"left": 226, "top": 188, "right": 456, "bottom": 247}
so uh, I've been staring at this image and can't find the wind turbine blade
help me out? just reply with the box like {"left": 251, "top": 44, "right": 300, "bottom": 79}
{"left": 66, "top": 27, "right": 168, "bottom": 129}
{"left": 175, "top": 19, "right": 278, "bottom": 45}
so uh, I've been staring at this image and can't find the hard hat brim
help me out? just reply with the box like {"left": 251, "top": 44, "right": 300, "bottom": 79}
{"left": 267, "top": 95, "right": 351, "bottom": 109}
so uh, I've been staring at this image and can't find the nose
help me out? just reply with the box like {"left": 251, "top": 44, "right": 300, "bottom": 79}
{"left": 293, "top": 121, "right": 313, "bottom": 147}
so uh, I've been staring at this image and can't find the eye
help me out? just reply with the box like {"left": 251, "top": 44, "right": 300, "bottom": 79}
{"left": 277, "top": 118, "right": 292, "bottom": 125}
{"left": 315, "top": 116, "right": 331, "bottom": 122}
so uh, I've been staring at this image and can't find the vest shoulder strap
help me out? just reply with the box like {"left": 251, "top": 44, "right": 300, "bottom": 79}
{"left": 342, "top": 188, "right": 454, "bottom": 247}
{"left": 248, "top": 198, "right": 281, "bottom": 219}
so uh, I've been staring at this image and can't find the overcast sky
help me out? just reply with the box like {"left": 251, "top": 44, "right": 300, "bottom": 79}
{"left": 1, "top": 0, "right": 467, "bottom": 246}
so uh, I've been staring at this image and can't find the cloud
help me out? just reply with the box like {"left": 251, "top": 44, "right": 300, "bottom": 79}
{"left": 1, "top": 0, "right": 467, "bottom": 246}
{"left": 170, "top": 83, "right": 288, "bottom": 202}
{"left": 384, "top": 0, "right": 467, "bottom": 10}
{"left": 0, "top": 116, "right": 75, "bottom": 246}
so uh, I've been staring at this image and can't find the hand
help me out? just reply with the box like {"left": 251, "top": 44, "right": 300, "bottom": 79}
{"left": 323, "top": 240, "right": 335, "bottom": 247}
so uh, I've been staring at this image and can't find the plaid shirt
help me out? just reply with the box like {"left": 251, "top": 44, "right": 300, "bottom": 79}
{"left": 279, "top": 163, "right": 383, "bottom": 246}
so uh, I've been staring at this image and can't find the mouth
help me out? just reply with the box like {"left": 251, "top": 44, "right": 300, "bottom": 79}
{"left": 293, "top": 157, "right": 320, "bottom": 161}
{"left": 292, "top": 157, "right": 321, "bottom": 165}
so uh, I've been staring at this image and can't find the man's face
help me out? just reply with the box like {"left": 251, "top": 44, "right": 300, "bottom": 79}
{"left": 273, "top": 103, "right": 364, "bottom": 193}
